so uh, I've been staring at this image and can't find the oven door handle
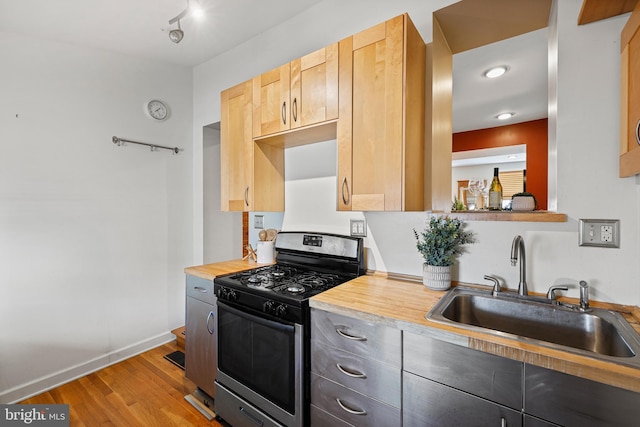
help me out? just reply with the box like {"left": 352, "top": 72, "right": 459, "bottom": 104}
{"left": 217, "top": 300, "right": 295, "bottom": 333}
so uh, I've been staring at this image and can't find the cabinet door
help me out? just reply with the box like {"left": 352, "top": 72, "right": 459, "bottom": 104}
{"left": 253, "top": 63, "right": 291, "bottom": 137}
{"left": 525, "top": 364, "right": 640, "bottom": 427}
{"left": 620, "top": 2, "right": 640, "bottom": 177}
{"left": 404, "top": 331, "right": 522, "bottom": 410}
{"left": 403, "top": 372, "right": 522, "bottom": 427}
{"left": 185, "top": 296, "right": 217, "bottom": 398}
{"left": 337, "top": 14, "right": 424, "bottom": 211}
{"left": 290, "top": 43, "right": 339, "bottom": 130}
{"left": 221, "top": 80, "right": 253, "bottom": 211}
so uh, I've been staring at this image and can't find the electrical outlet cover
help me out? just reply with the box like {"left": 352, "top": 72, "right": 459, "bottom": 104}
{"left": 579, "top": 219, "right": 619, "bottom": 248}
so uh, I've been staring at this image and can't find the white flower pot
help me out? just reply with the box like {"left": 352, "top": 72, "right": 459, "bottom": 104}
{"left": 511, "top": 196, "right": 536, "bottom": 211}
{"left": 423, "top": 264, "right": 452, "bottom": 291}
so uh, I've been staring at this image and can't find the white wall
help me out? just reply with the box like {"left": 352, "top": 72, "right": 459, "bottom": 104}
{"left": 203, "top": 126, "right": 243, "bottom": 262}
{"left": 193, "top": 0, "right": 640, "bottom": 307}
{"left": 0, "top": 33, "right": 193, "bottom": 402}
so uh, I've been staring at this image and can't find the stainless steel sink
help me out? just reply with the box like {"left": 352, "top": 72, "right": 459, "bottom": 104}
{"left": 426, "top": 287, "right": 640, "bottom": 366}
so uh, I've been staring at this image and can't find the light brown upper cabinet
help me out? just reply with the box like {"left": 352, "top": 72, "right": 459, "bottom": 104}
{"left": 337, "top": 14, "right": 426, "bottom": 211}
{"left": 620, "top": 1, "right": 640, "bottom": 177}
{"left": 253, "top": 44, "right": 339, "bottom": 138}
{"left": 221, "top": 80, "right": 284, "bottom": 212}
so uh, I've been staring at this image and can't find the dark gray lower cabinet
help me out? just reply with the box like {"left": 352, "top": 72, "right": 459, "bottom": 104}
{"left": 185, "top": 275, "right": 217, "bottom": 399}
{"left": 525, "top": 364, "right": 640, "bottom": 426}
{"left": 403, "top": 371, "right": 522, "bottom": 427}
{"left": 523, "top": 415, "right": 562, "bottom": 427}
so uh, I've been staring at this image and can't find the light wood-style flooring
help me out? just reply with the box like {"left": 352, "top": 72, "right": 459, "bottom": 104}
{"left": 21, "top": 341, "right": 224, "bottom": 427}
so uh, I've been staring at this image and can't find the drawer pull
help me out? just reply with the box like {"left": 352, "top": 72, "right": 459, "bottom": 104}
{"left": 501, "top": 418, "right": 507, "bottom": 427}
{"left": 336, "top": 363, "right": 366, "bottom": 379}
{"left": 336, "top": 328, "right": 367, "bottom": 341}
{"left": 194, "top": 286, "right": 208, "bottom": 293}
{"left": 336, "top": 398, "right": 367, "bottom": 416}
{"left": 239, "top": 406, "right": 264, "bottom": 426}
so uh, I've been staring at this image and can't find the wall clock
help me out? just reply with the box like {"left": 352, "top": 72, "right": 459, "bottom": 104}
{"left": 145, "top": 99, "right": 169, "bottom": 121}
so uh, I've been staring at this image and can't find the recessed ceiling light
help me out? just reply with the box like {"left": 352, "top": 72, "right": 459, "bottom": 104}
{"left": 497, "top": 112, "right": 514, "bottom": 120}
{"left": 484, "top": 66, "right": 508, "bottom": 79}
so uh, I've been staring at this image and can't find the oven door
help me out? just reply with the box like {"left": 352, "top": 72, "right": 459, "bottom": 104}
{"left": 216, "top": 300, "right": 303, "bottom": 427}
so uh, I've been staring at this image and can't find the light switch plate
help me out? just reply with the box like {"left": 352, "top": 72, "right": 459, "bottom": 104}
{"left": 579, "top": 219, "right": 620, "bottom": 248}
{"left": 254, "top": 215, "right": 264, "bottom": 229}
{"left": 350, "top": 219, "right": 367, "bottom": 237}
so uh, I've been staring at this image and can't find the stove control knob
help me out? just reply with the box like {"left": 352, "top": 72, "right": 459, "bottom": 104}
{"left": 263, "top": 300, "right": 275, "bottom": 314}
{"left": 227, "top": 289, "right": 238, "bottom": 302}
{"left": 275, "top": 304, "right": 287, "bottom": 318}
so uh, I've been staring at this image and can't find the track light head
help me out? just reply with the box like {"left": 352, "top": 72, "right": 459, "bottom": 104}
{"left": 169, "top": 20, "right": 184, "bottom": 43}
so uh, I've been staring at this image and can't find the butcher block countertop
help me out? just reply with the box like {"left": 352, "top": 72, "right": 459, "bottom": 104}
{"left": 310, "top": 273, "right": 640, "bottom": 394}
{"left": 184, "top": 260, "right": 640, "bottom": 393}
{"left": 184, "top": 259, "right": 272, "bottom": 280}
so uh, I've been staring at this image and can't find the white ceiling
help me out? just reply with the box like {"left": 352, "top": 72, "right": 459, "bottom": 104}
{"left": 0, "top": 0, "right": 547, "bottom": 133}
{"left": 453, "top": 28, "right": 548, "bottom": 133}
{"left": 0, "top": 0, "right": 324, "bottom": 67}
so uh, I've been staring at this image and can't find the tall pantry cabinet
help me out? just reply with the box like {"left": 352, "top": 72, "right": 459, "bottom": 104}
{"left": 620, "top": 1, "right": 640, "bottom": 177}
{"left": 337, "top": 14, "right": 426, "bottom": 211}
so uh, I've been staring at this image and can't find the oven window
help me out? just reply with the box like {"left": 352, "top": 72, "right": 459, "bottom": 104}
{"left": 218, "top": 302, "right": 296, "bottom": 413}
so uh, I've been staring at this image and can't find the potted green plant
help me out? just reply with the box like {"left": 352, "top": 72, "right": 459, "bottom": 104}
{"left": 413, "top": 216, "right": 474, "bottom": 290}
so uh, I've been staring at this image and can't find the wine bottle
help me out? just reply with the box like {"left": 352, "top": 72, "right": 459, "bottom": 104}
{"left": 488, "top": 167, "right": 503, "bottom": 210}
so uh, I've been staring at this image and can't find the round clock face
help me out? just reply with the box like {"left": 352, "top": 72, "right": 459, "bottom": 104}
{"left": 146, "top": 99, "right": 168, "bottom": 121}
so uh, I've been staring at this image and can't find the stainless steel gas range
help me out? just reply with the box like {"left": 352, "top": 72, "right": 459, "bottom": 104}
{"left": 214, "top": 231, "right": 364, "bottom": 427}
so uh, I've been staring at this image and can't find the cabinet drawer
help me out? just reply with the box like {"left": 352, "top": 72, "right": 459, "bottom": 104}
{"left": 310, "top": 308, "right": 401, "bottom": 365}
{"left": 310, "top": 373, "right": 400, "bottom": 427}
{"left": 404, "top": 331, "right": 522, "bottom": 410}
{"left": 525, "top": 364, "right": 640, "bottom": 427}
{"left": 186, "top": 275, "right": 215, "bottom": 305}
{"left": 310, "top": 404, "right": 353, "bottom": 427}
{"left": 403, "top": 371, "right": 522, "bottom": 427}
{"left": 311, "top": 340, "right": 400, "bottom": 407}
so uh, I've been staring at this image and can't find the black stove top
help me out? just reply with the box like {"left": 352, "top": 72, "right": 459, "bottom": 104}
{"left": 214, "top": 232, "right": 364, "bottom": 324}
{"left": 220, "top": 264, "right": 348, "bottom": 298}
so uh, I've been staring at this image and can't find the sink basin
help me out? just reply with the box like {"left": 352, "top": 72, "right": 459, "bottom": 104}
{"left": 427, "top": 287, "right": 640, "bottom": 365}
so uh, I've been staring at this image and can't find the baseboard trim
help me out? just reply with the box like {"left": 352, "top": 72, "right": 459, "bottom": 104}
{"left": 0, "top": 332, "right": 174, "bottom": 404}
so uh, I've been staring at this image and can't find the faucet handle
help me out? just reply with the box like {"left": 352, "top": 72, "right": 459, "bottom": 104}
{"left": 546, "top": 285, "right": 569, "bottom": 301}
{"left": 484, "top": 275, "right": 501, "bottom": 296}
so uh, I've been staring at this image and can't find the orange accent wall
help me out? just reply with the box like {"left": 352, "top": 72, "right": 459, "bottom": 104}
{"left": 453, "top": 118, "right": 548, "bottom": 210}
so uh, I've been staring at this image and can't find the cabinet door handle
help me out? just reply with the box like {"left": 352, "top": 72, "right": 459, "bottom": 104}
{"left": 281, "top": 101, "right": 287, "bottom": 125}
{"left": 336, "top": 398, "right": 367, "bottom": 416}
{"left": 336, "top": 363, "right": 366, "bottom": 378}
{"left": 635, "top": 119, "right": 640, "bottom": 145}
{"left": 341, "top": 177, "right": 350, "bottom": 205}
{"left": 292, "top": 97, "right": 298, "bottom": 123}
{"left": 206, "top": 311, "right": 214, "bottom": 335}
{"left": 244, "top": 186, "right": 249, "bottom": 207}
{"left": 501, "top": 417, "right": 507, "bottom": 427}
{"left": 194, "top": 286, "right": 208, "bottom": 293}
{"left": 335, "top": 328, "right": 367, "bottom": 341}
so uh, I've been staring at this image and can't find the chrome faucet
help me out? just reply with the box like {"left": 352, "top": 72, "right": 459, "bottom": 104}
{"left": 510, "top": 235, "right": 528, "bottom": 296}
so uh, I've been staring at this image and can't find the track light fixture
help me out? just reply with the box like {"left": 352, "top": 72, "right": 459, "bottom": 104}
{"left": 168, "top": 0, "right": 195, "bottom": 44}
{"left": 169, "top": 20, "right": 184, "bottom": 43}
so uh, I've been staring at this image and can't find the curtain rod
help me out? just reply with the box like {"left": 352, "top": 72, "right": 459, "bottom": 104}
{"left": 112, "top": 136, "right": 182, "bottom": 154}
